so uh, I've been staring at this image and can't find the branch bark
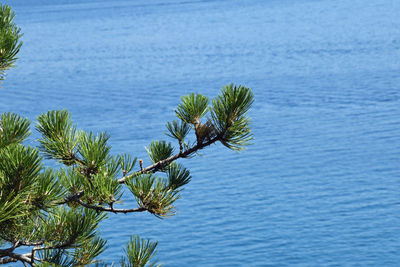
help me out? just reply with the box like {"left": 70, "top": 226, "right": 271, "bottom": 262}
{"left": 0, "top": 251, "right": 32, "bottom": 266}
{"left": 0, "top": 257, "right": 18, "bottom": 264}
{"left": 74, "top": 199, "right": 146, "bottom": 214}
{"left": 33, "top": 240, "right": 74, "bottom": 252}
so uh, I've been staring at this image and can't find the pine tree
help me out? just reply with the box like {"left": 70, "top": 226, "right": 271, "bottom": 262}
{"left": 0, "top": 4, "right": 254, "bottom": 266}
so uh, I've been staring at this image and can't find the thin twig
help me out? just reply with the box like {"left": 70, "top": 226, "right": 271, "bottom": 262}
{"left": 17, "top": 241, "right": 44, "bottom": 247}
{"left": 32, "top": 240, "right": 74, "bottom": 252}
{"left": 73, "top": 199, "right": 146, "bottom": 214}
{"left": 58, "top": 190, "right": 85, "bottom": 204}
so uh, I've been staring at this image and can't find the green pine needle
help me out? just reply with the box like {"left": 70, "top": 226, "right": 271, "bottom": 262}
{"left": 0, "top": 112, "right": 30, "bottom": 148}
{"left": 77, "top": 131, "right": 111, "bottom": 176}
{"left": 211, "top": 84, "right": 254, "bottom": 150}
{"left": 175, "top": 93, "right": 209, "bottom": 125}
{"left": 121, "top": 235, "right": 160, "bottom": 267}
{"left": 0, "top": 143, "right": 42, "bottom": 195}
{"left": 146, "top": 140, "right": 174, "bottom": 164}
{"left": 118, "top": 153, "right": 137, "bottom": 176}
{"left": 126, "top": 174, "right": 180, "bottom": 217}
{"left": 165, "top": 120, "right": 191, "bottom": 141}
{"left": 36, "top": 110, "right": 78, "bottom": 165}
{"left": 0, "top": 4, "right": 23, "bottom": 82}
{"left": 31, "top": 168, "right": 66, "bottom": 211}
{"left": 166, "top": 163, "right": 191, "bottom": 190}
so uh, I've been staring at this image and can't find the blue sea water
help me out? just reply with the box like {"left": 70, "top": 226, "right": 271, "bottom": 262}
{"left": 1, "top": 0, "right": 400, "bottom": 266}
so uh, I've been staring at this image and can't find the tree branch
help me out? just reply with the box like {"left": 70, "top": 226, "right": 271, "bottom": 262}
{"left": 0, "top": 251, "right": 32, "bottom": 266}
{"left": 33, "top": 240, "right": 74, "bottom": 252}
{"left": 17, "top": 241, "right": 44, "bottom": 247}
{"left": 59, "top": 134, "right": 223, "bottom": 212}
{"left": 118, "top": 134, "right": 222, "bottom": 183}
{"left": 58, "top": 190, "right": 85, "bottom": 204}
{"left": 73, "top": 199, "right": 146, "bottom": 214}
{"left": 0, "top": 257, "right": 18, "bottom": 264}
{"left": 0, "top": 246, "right": 15, "bottom": 255}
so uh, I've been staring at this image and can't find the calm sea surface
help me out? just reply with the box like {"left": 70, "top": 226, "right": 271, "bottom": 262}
{"left": 1, "top": 0, "right": 400, "bottom": 266}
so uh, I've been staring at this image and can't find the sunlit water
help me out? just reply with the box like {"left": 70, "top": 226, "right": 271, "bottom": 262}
{"left": 1, "top": 0, "right": 400, "bottom": 266}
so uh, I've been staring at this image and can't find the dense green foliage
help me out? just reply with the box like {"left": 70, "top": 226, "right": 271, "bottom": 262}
{"left": 0, "top": 5, "right": 22, "bottom": 82}
{"left": 0, "top": 4, "right": 254, "bottom": 266}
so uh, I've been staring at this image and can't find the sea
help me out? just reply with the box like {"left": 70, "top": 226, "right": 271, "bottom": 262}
{"left": 1, "top": 0, "right": 399, "bottom": 266}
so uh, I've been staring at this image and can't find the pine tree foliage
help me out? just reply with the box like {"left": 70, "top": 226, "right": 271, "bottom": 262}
{"left": 0, "top": 190, "right": 23, "bottom": 223}
{"left": 146, "top": 140, "right": 174, "bottom": 164}
{"left": 0, "top": 5, "right": 22, "bottom": 82}
{"left": 0, "top": 4, "right": 254, "bottom": 266}
{"left": 126, "top": 174, "right": 179, "bottom": 217}
{"left": 121, "top": 236, "right": 160, "bottom": 267}
{"left": 0, "top": 83, "right": 254, "bottom": 265}
{"left": 118, "top": 153, "right": 137, "bottom": 176}
{"left": 175, "top": 93, "right": 209, "bottom": 125}
{"left": 77, "top": 131, "right": 111, "bottom": 174}
{"left": 165, "top": 120, "right": 190, "bottom": 142}
{"left": 36, "top": 110, "right": 78, "bottom": 165}
{"left": 210, "top": 83, "right": 254, "bottom": 150}
{"left": 0, "top": 112, "right": 30, "bottom": 149}
{"left": 165, "top": 163, "right": 191, "bottom": 190}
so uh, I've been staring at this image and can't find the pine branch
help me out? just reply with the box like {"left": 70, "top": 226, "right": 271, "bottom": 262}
{"left": 61, "top": 189, "right": 145, "bottom": 213}
{"left": 0, "top": 5, "right": 23, "bottom": 83}
{"left": 32, "top": 240, "right": 75, "bottom": 252}
{"left": 20, "top": 242, "right": 44, "bottom": 247}
{"left": 0, "top": 251, "right": 32, "bottom": 266}
{"left": 0, "top": 5, "right": 259, "bottom": 267}
{"left": 118, "top": 133, "right": 222, "bottom": 184}
{"left": 0, "top": 257, "right": 18, "bottom": 264}
{"left": 58, "top": 109, "right": 236, "bottom": 214}
{"left": 0, "top": 247, "right": 14, "bottom": 255}
{"left": 61, "top": 190, "right": 85, "bottom": 204}
{"left": 73, "top": 199, "right": 146, "bottom": 214}
{"left": 61, "top": 134, "right": 222, "bottom": 214}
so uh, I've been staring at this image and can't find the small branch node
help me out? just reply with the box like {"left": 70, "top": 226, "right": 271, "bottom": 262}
{"left": 139, "top": 159, "right": 143, "bottom": 171}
